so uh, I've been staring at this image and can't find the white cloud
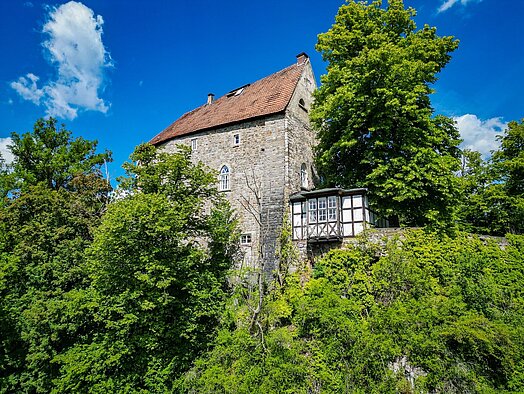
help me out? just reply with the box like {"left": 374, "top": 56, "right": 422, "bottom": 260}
{"left": 10, "top": 73, "right": 44, "bottom": 105}
{"left": 455, "top": 114, "right": 506, "bottom": 158}
{"left": 0, "top": 138, "right": 14, "bottom": 165}
{"left": 11, "top": 1, "right": 112, "bottom": 120}
{"left": 438, "top": 0, "right": 482, "bottom": 13}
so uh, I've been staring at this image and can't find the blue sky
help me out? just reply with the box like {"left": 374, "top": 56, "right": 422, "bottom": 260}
{"left": 1, "top": 0, "right": 522, "bottom": 181}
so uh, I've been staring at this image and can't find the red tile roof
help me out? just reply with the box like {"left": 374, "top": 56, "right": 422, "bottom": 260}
{"left": 150, "top": 61, "right": 307, "bottom": 145}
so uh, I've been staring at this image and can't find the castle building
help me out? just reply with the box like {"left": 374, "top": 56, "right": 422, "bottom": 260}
{"left": 150, "top": 53, "right": 377, "bottom": 269}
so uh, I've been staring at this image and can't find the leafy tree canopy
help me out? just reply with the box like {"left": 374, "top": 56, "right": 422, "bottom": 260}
{"left": 0, "top": 119, "right": 112, "bottom": 392}
{"left": 52, "top": 144, "right": 238, "bottom": 392}
{"left": 458, "top": 120, "right": 524, "bottom": 235}
{"left": 184, "top": 230, "right": 524, "bottom": 393}
{"left": 8, "top": 117, "right": 111, "bottom": 192}
{"left": 492, "top": 119, "right": 524, "bottom": 199}
{"left": 311, "top": 0, "right": 461, "bottom": 228}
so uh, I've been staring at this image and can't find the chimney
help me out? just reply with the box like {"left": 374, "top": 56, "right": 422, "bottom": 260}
{"left": 207, "top": 93, "right": 215, "bottom": 105}
{"left": 296, "top": 52, "right": 309, "bottom": 65}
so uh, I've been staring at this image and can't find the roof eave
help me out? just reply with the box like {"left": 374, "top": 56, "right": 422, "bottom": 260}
{"left": 150, "top": 109, "right": 287, "bottom": 147}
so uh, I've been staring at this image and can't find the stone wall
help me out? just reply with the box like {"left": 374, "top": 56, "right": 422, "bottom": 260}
{"left": 159, "top": 114, "right": 288, "bottom": 273}
{"left": 158, "top": 60, "right": 318, "bottom": 275}
{"left": 285, "top": 61, "right": 318, "bottom": 196}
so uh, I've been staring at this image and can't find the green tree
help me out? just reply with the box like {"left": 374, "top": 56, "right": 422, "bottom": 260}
{"left": 491, "top": 119, "right": 524, "bottom": 234}
{"left": 311, "top": 0, "right": 461, "bottom": 227}
{"left": 0, "top": 156, "right": 14, "bottom": 205}
{"left": 0, "top": 119, "right": 111, "bottom": 392}
{"left": 53, "top": 144, "right": 238, "bottom": 393}
{"left": 456, "top": 149, "right": 498, "bottom": 233}
{"left": 457, "top": 120, "right": 523, "bottom": 235}
{"left": 8, "top": 117, "right": 110, "bottom": 192}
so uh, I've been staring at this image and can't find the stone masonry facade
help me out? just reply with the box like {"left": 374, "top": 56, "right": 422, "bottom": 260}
{"left": 156, "top": 55, "right": 317, "bottom": 273}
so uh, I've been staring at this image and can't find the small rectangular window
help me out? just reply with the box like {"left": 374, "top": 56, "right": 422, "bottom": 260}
{"left": 328, "top": 196, "right": 337, "bottom": 222}
{"left": 233, "top": 134, "right": 240, "bottom": 145}
{"left": 191, "top": 138, "right": 198, "bottom": 151}
{"left": 318, "top": 197, "right": 327, "bottom": 222}
{"left": 308, "top": 199, "right": 317, "bottom": 223}
{"left": 301, "top": 201, "right": 307, "bottom": 221}
{"left": 240, "top": 234, "right": 252, "bottom": 245}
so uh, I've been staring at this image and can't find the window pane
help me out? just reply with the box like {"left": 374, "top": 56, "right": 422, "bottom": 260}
{"left": 301, "top": 202, "right": 307, "bottom": 220}
{"left": 319, "top": 209, "right": 327, "bottom": 222}
{"left": 328, "top": 196, "right": 337, "bottom": 221}
{"left": 308, "top": 199, "right": 317, "bottom": 223}
{"left": 241, "top": 234, "right": 252, "bottom": 245}
{"left": 318, "top": 198, "right": 327, "bottom": 222}
{"left": 328, "top": 208, "right": 337, "bottom": 221}
{"left": 328, "top": 196, "right": 337, "bottom": 208}
{"left": 301, "top": 163, "right": 307, "bottom": 188}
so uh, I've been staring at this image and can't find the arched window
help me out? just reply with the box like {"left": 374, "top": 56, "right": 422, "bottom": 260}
{"left": 301, "top": 163, "right": 308, "bottom": 188}
{"left": 219, "top": 165, "right": 230, "bottom": 191}
{"left": 298, "top": 98, "right": 307, "bottom": 112}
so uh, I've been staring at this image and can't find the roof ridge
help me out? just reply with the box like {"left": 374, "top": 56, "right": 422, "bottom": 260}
{"left": 150, "top": 60, "right": 308, "bottom": 145}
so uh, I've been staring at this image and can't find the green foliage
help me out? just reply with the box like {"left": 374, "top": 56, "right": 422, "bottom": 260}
{"left": 311, "top": 0, "right": 461, "bottom": 228}
{"left": 185, "top": 230, "right": 524, "bottom": 393}
{"left": 0, "top": 119, "right": 111, "bottom": 392}
{"left": 8, "top": 117, "right": 111, "bottom": 192}
{"left": 0, "top": 156, "right": 14, "bottom": 205}
{"left": 52, "top": 143, "right": 238, "bottom": 392}
{"left": 458, "top": 120, "right": 524, "bottom": 235}
{"left": 491, "top": 119, "right": 524, "bottom": 234}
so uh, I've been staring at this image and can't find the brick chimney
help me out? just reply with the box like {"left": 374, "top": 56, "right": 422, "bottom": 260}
{"left": 296, "top": 52, "right": 309, "bottom": 65}
{"left": 207, "top": 93, "right": 215, "bottom": 105}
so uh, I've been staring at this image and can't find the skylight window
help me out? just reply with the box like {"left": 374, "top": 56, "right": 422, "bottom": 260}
{"left": 226, "top": 83, "right": 250, "bottom": 97}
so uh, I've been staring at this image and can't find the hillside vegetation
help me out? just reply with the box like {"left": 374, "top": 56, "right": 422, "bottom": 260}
{"left": 1, "top": 1, "right": 523, "bottom": 391}
{"left": 0, "top": 118, "right": 523, "bottom": 393}
{"left": 183, "top": 230, "right": 524, "bottom": 393}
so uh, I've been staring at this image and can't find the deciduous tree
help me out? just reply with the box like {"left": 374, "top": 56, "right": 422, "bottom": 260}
{"left": 0, "top": 119, "right": 111, "bottom": 393}
{"left": 8, "top": 117, "right": 110, "bottom": 192}
{"left": 311, "top": 0, "right": 461, "bottom": 227}
{"left": 458, "top": 120, "right": 524, "bottom": 235}
{"left": 53, "top": 144, "right": 238, "bottom": 392}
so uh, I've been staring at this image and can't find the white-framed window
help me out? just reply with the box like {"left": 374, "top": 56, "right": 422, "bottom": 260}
{"left": 301, "top": 201, "right": 307, "bottom": 222}
{"left": 219, "top": 165, "right": 230, "bottom": 191}
{"left": 191, "top": 138, "right": 198, "bottom": 151}
{"left": 308, "top": 199, "right": 317, "bottom": 223}
{"left": 318, "top": 197, "right": 327, "bottom": 222}
{"left": 233, "top": 133, "right": 240, "bottom": 146}
{"left": 328, "top": 196, "right": 337, "bottom": 222}
{"left": 240, "top": 234, "right": 252, "bottom": 245}
{"left": 300, "top": 163, "right": 308, "bottom": 188}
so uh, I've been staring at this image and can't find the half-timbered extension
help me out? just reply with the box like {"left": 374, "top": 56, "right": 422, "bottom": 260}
{"left": 290, "top": 188, "right": 384, "bottom": 242}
